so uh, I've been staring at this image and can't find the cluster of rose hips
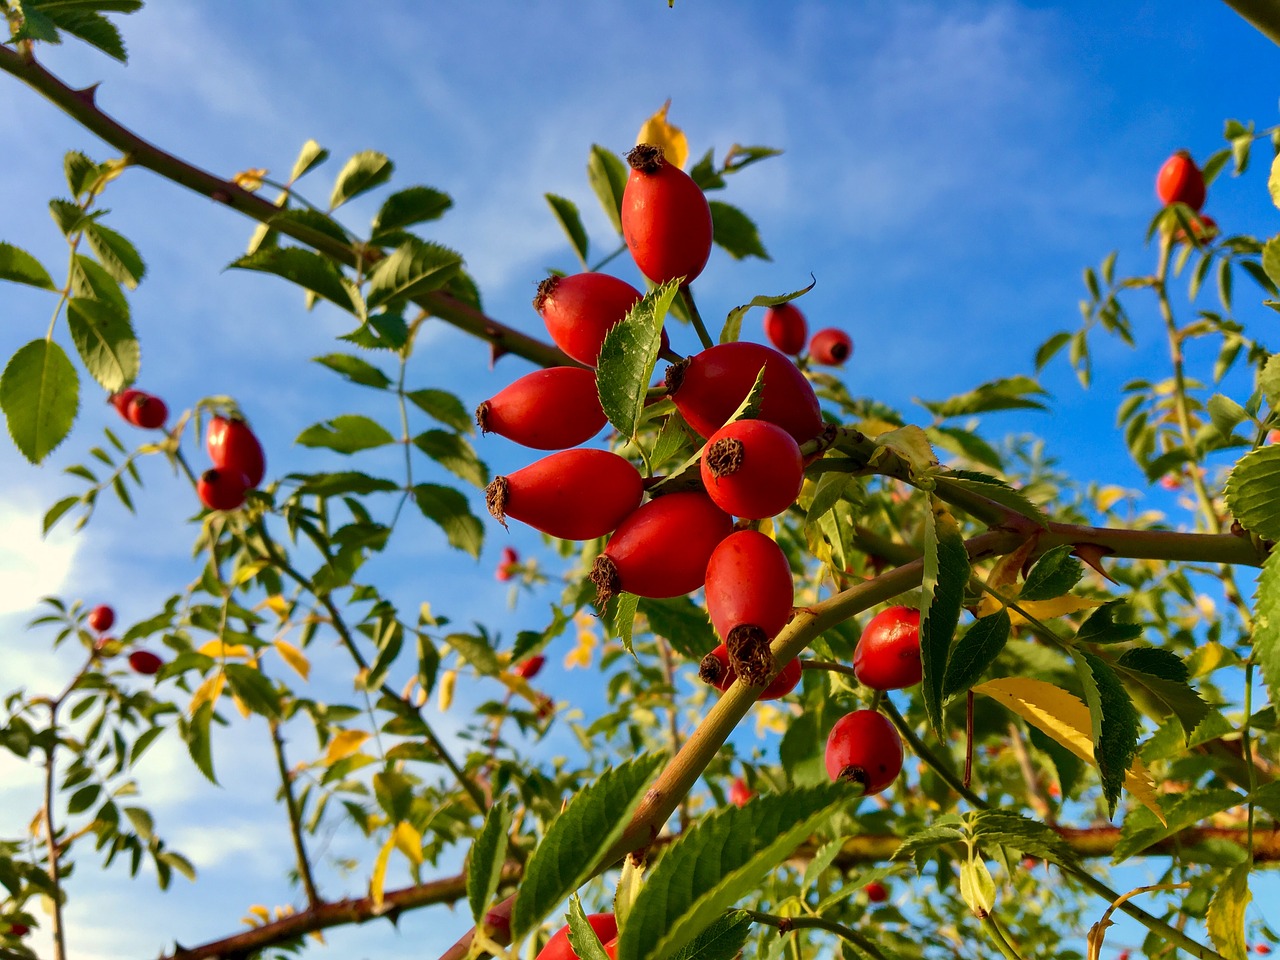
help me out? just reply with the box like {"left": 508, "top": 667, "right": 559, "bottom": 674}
{"left": 761, "top": 301, "right": 853, "bottom": 367}
{"left": 196, "top": 414, "right": 266, "bottom": 512}
{"left": 110, "top": 387, "right": 168, "bottom": 430}
{"left": 1156, "top": 150, "right": 1216, "bottom": 245}
{"left": 85, "top": 603, "right": 163, "bottom": 675}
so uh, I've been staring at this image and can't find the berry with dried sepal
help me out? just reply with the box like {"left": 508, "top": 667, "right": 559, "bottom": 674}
{"left": 622, "top": 143, "right": 714, "bottom": 286}
{"left": 477, "top": 367, "right": 607, "bottom": 449}
{"left": 700, "top": 419, "right": 804, "bottom": 519}
{"left": 487, "top": 449, "right": 643, "bottom": 541}
{"left": 824, "top": 709, "right": 903, "bottom": 795}
{"left": 534, "top": 273, "right": 643, "bottom": 367}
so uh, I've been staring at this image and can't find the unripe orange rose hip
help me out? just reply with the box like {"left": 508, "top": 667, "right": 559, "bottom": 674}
{"left": 622, "top": 144, "right": 714, "bottom": 286}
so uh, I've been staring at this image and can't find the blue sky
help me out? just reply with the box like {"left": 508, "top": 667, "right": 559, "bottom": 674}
{"left": 2, "top": 2, "right": 1278, "bottom": 958}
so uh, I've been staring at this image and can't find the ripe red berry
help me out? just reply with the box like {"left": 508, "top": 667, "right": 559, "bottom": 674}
{"left": 853, "top": 606, "right": 922, "bottom": 691}
{"left": 487, "top": 449, "right": 643, "bottom": 541}
{"left": 1156, "top": 150, "right": 1206, "bottom": 211}
{"left": 197, "top": 468, "right": 250, "bottom": 512}
{"left": 864, "top": 881, "right": 888, "bottom": 903}
{"left": 127, "top": 650, "right": 163, "bottom": 676}
{"left": 535, "top": 914, "right": 618, "bottom": 960}
{"left": 109, "top": 388, "right": 142, "bottom": 417}
{"left": 590, "top": 492, "right": 732, "bottom": 605}
{"left": 763, "top": 302, "right": 808, "bottom": 355}
{"left": 705, "top": 530, "right": 794, "bottom": 642}
{"left": 7, "top": 923, "right": 30, "bottom": 937}
{"left": 808, "top": 328, "right": 853, "bottom": 366}
{"left": 1117, "top": 951, "right": 1130, "bottom": 960}
{"left": 602, "top": 938, "right": 618, "bottom": 960}
{"left": 622, "top": 143, "right": 714, "bottom": 286}
{"left": 1172, "top": 213, "right": 1218, "bottom": 246}
{"left": 825, "top": 709, "right": 903, "bottom": 795}
{"left": 701, "top": 419, "right": 804, "bottom": 519}
{"left": 1258, "top": 946, "right": 1273, "bottom": 956}
{"left": 477, "top": 367, "right": 607, "bottom": 450}
{"left": 534, "top": 273, "right": 643, "bottom": 367}
{"left": 496, "top": 545, "right": 519, "bottom": 581}
{"left": 87, "top": 604, "right": 115, "bottom": 633}
{"left": 728, "top": 776, "right": 754, "bottom": 808}
{"left": 207, "top": 415, "right": 266, "bottom": 488}
{"left": 125, "top": 393, "right": 168, "bottom": 429}
{"left": 667, "top": 341, "right": 823, "bottom": 445}
{"left": 514, "top": 654, "right": 545, "bottom": 679}
{"left": 699, "top": 643, "right": 801, "bottom": 699}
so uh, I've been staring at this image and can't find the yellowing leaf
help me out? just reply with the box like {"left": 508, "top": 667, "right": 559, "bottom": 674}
{"left": 564, "top": 625, "right": 597, "bottom": 670}
{"left": 233, "top": 167, "right": 268, "bottom": 191}
{"left": 274, "top": 639, "right": 311, "bottom": 681}
{"left": 243, "top": 904, "right": 270, "bottom": 927}
{"left": 259, "top": 595, "right": 290, "bottom": 619}
{"left": 636, "top": 100, "right": 688, "bottom": 169}
{"left": 976, "top": 538, "right": 1039, "bottom": 618}
{"left": 857, "top": 417, "right": 901, "bottom": 438}
{"left": 754, "top": 703, "right": 788, "bottom": 737}
{"left": 437, "top": 670, "right": 456, "bottom": 712}
{"left": 370, "top": 834, "right": 395, "bottom": 910}
{"left": 393, "top": 820, "right": 424, "bottom": 866}
{"left": 188, "top": 671, "right": 226, "bottom": 717}
{"left": 1094, "top": 485, "right": 1132, "bottom": 513}
{"left": 230, "top": 692, "right": 252, "bottom": 720}
{"left": 323, "top": 729, "right": 372, "bottom": 766}
{"left": 974, "top": 677, "right": 1163, "bottom": 823}
{"left": 198, "top": 639, "right": 254, "bottom": 660}
{"left": 1010, "top": 595, "right": 1104, "bottom": 625}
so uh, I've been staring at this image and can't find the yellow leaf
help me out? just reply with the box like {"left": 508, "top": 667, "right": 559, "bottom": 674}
{"left": 274, "top": 639, "right": 311, "bottom": 681}
{"left": 976, "top": 538, "right": 1039, "bottom": 618}
{"left": 246, "top": 904, "right": 270, "bottom": 926}
{"left": 189, "top": 671, "right": 226, "bottom": 717}
{"left": 392, "top": 821, "right": 424, "bottom": 866}
{"left": 198, "top": 639, "right": 253, "bottom": 660}
{"left": 437, "top": 670, "right": 456, "bottom": 711}
{"left": 231, "top": 559, "right": 269, "bottom": 586}
{"left": 754, "top": 703, "right": 788, "bottom": 737}
{"left": 974, "top": 677, "right": 1163, "bottom": 823}
{"left": 259, "top": 595, "right": 290, "bottom": 619}
{"left": 323, "top": 729, "right": 372, "bottom": 766}
{"left": 1010, "top": 595, "right": 1104, "bottom": 625}
{"left": 230, "top": 692, "right": 251, "bottom": 720}
{"left": 233, "top": 167, "right": 268, "bottom": 191}
{"left": 857, "top": 417, "right": 900, "bottom": 438}
{"left": 565, "top": 619, "right": 597, "bottom": 670}
{"left": 636, "top": 100, "right": 688, "bottom": 169}
{"left": 370, "top": 834, "right": 395, "bottom": 910}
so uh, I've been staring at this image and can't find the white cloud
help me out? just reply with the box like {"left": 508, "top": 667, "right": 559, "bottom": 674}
{"left": 0, "top": 494, "right": 81, "bottom": 616}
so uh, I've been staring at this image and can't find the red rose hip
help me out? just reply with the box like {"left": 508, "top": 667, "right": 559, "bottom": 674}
{"left": 514, "top": 654, "right": 545, "bottom": 679}
{"left": 763, "top": 302, "right": 808, "bottom": 355}
{"left": 622, "top": 144, "right": 714, "bottom": 286}
{"left": 705, "top": 530, "right": 794, "bottom": 642}
{"left": 699, "top": 643, "right": 801, "bottom": 699}
{"left": 1155, "top": 150, "right": 1206, "bottom": 211}
{"left": 728, "top": 776, "right": 754, "bottom": 807}
{"left": 701, "top": 419, "right": 804, "bottom": 519}
{"left": 87, "top": 604, "right": 115, "bottom": 633}
{"left": 477, "top": 367, "right": 606, "bottom": 450}
{"left": 487, "top": 449, "right": 643, "bottom": 541}
{"left": 667, "top": 341, "right": 822, "bottom": 444}
{"left": 197, "top": 468, "right": 250, "bottom": 512}
{"left": 808, "top": 328, "right": 853, "bottom": 366}
{"left": 534, "top": 273, "right": 643, "bottom": 367}
{"left": 128, "top": 650, "right": 164, "bottom": 676}
{"left": 853, "top": 606, "right": 922, "bottom": 691}
{"left": 535, "top": 913, "right": 617, "bottom": 960}
{"left": 126, "top": 393, "right": 168, "bottom": 429}
{"left": 864, "top": 881, "right": 888, "bottom": 903}
{"left": 824, "top": 709, "right": 903, "bottom": 795}
{"left": 207, "top": 415, "right": 266, "bottom": 487}
{"left": 496, "top": 545, "right": 519, "bottom": 581}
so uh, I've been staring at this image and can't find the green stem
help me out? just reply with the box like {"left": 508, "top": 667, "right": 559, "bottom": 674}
{"left": 980, "top": 912, "right": 1025, "bottom": 960}
{"left": 743, "top": 910, "right": 892, "bottom": 960}
{"left": 680, "top": 285, "right": 714, "bottom": 350}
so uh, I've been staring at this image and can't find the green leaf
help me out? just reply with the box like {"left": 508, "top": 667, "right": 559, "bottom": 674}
{"left": 293, "top": 471, "right": 399, "bottom": 496}
{"left": 927, "top": 426, "right": 1004, "bottom": 471}
{"left": 329, "top": 150, "right": 393, "bottom": 210}
{"left": 1113, "top": 788, "right": 1242, "bottom": 862}
{"left": 1224, "top": 445, "right": 1280, "bottom": 541}
{"left": 566, "top": 896, "right": 613, "bottom": 960}
{"left": 919, "top": 375, "right": 1048, "bottom": 419}
{"left": 229, "top": 248, "right": 358, "bottom": 314}
{"left": 313, "top": 353, "right": 391, "bottom": 389}
{"left": 288, "top": 139, "right": 329, "bottom": 182}
{"left": 1034, "top": 331, "right": 1071, "bottom": 371}
{"left": 893, "top": 820, "right": 964, "bottom": 868}
{"left": 70, "top": 254, "right": 128, "bottom": 317}
{"left": 587, "top": 145, "right": 629, "bottom": 234}
{"left": 546, "top": 194, "right": 589, "bottom": 263}
{"left": 920, "top": 498, "right": 969, "bottom": 737}
{"left": 295, "top": 415, "right": 394, "bottom": 454}
{"left": 1260, "top": 353, "right": 1280, "bottom": 411}
{"left": 638, "top": 596, "right": 718, "bottom": 660}
{"left": 1, "top": 339, "right": 79, "bottom": 464}
{"left": 43, "top": 495, "right": 79, "bottom": 534}
{"left": 67, "top": 783, "right": 100, "bottom": 815}
{"left": 1263, "top": 237, "right": 1280, "bottom": 289}
{"left": 49, "top": 197, "right": 88, "bottom": 235}
{"left": 616, "top": 783, "right": 851, "bottom": 960}
{"left": 406, "top": 388, "right": 472, "bottom": 433}
{"left": 718, "top": 279, "right": 815, "bottom": 345}
{"left": 83, "top": 221, "right": 145, "bottom": 289}
{"left": 806, "top": 471, "right": 851, "bottom": 523}
{"left": 223, "top": 664, "right": 281, "bottom": 718}
{"left": 1251, "top": 550, "right": 1280, "bottom": 718}
{"left": 0, "top": 242, "right": 56, "bottom": 290}
{"left": 181, "top": 702, "right": 218, "bottom": 784}
{"left": 371, "top": 186, "right": 452, "bottom": 240}
{"left": 511, "top": 753, "right": 664, "bottom": 938}
{"left": 66, "top": 297, "right": 139, "bottom": 392}
{"left": 412, "top": 430, "right": 489, "bottom": 488}
{"left": 1019, "top": 544, "right": 1082, "bottom": 601}
{"left": 445, "top": 632, "right": 501, "bottom": 676}
{"left": 268, "top": 208, "right": 351, "bottom": 247}
{"left": 597, "top": 280, "right": 680, "bottom": 439}
{"left": 942, "top": 611, "right": 1010, "bottom": 698}
{"left": 612, "top": 592, "right": 641, "bottom": 656}
{"left": 934, "top": 469, "right": 1048, "bottom": 529}
{"left": 44, "top": 7, "right": 126, "bottom": 61}
{"left": 412, "top": 483, "right": 484, "bottom": 558}
{"left": 1074, "top": 650, "right": 1139, "bottom": 818}
{"left": 1206, "top": 863, "right": 1251, "bottom": 960}
{"left": 1270, "top": 153, "right": 1280, "bottom": 211}
{"left": 708, "top": 201, "right": 769, "bottom": 261}
{"left": 366, "top": 238, "right": 462, "bottom": 309}
{"left": 1075, "top": 600, "right": 1143, "bottom": 645}
{"left": 467, "top": 794, "right": 515, "bottom": 923}
{"left": 668, "top": 911, "right": 753, "bottom": 960}
{"left": 1207, "top": 393, "right": 1250, "bottom": 440}
{"left": 971, "top": 810, "right": 1076, "bottom": 866}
